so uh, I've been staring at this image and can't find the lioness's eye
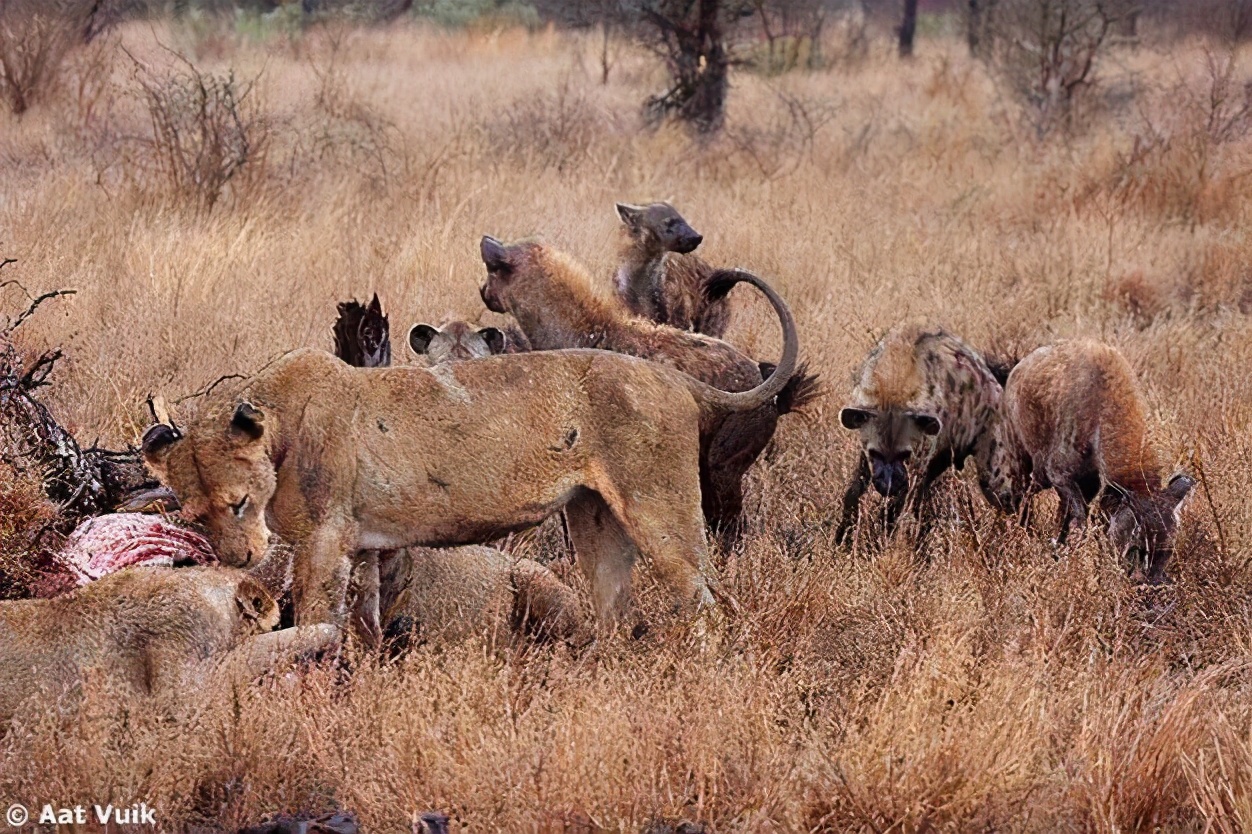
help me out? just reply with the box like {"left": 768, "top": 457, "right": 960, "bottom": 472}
{"left": 231, "top": 496, "right": 249, "bottom": 519}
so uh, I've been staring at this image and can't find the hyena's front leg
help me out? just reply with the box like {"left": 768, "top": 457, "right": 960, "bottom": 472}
{"left": 292, "top": 515, "right": 359, "bottom": 629}
{"left": 834, "top": 454, "right": 871, "bottom": 547}
{"left": 1053, "top": 481, "right": 1089, "bottom": 546}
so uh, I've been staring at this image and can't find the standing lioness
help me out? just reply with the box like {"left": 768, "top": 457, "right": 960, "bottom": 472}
{"left": 142, "top": 299, "right": 797, "bottom": 630}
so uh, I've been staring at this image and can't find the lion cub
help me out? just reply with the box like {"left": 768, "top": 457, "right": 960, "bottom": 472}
{"left": 0, "top": 567, "right": 337, "bottom": 724}
{"left": 988, "top": 339, "right": 1194, "bottom": 580}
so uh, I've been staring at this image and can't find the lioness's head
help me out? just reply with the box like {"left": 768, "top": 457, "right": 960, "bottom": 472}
{"left": 839, "top": 406, "right": 942, "bottom": 498}
{"left": 141, "top": 402, "right": 277, "bottom": 568}
{"left": 408, "top": 320, "right": 505, "bottom": 364}
{"left": 615, "top": 201, "right": 703, "bottom": 255}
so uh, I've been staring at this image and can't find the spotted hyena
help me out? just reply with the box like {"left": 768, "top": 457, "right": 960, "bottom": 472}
{"left": 985, "top": 339, "right": 1194, "bottom": 581}
{"left": 836, "top": 322, "right": 1007, "bottom": 545}
{"left": 613, "top": 201, "right": 731, "bottom": 338}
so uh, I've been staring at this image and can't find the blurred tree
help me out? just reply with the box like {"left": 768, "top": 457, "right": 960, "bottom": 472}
{"left": 978, "top": 0, "right": 1139, "bottom": 132}
{"left": 632, "top": 0, "right": 755, "bottom": 134}
{"left": 897, "top": 0, "right": 918, "bottom": 55}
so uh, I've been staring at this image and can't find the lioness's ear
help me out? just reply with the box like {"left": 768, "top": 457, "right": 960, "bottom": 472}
{"left": 141, "top": 423, "right": 182, "bottom": 470}
{"left": 230, "top": 402, "right": 265, "bottom": 442}
{"left": 616, "top": 202, "right": 644, "bottom": 228}
{"left": 478, "top": 326, "right": 506, "bottom": 355}
{"left": 235, "top": 577, "right": 274, "bottom": 625}
{"left": 839, "top": 407, "right": 874, "bottom": 431}
{"left": 408, "top": 324, "right": 439, "bottom": 356}
{"left": 910, "top": 412, "right": 942, "bottom": 436}
{"left": 480, "top": 236, "right": 512, "bottom": 274}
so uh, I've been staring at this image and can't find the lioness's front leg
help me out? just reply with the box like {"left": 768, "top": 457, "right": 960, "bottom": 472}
{"left": 292, "top": 515, "right": 360, "bottom": 628}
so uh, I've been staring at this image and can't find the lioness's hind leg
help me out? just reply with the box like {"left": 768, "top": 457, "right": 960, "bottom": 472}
{"left": 610, "top": 491, "right": 713, "bottom": 616}
{"left": 565, "top": 491, "right": 637, "bottom": 624}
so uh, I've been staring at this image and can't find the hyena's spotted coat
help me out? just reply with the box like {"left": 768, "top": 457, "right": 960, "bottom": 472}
{"left": 836, "top": 322, "right": 1005, "bottom": 544}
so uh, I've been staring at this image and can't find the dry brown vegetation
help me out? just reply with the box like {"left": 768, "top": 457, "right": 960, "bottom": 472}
{"left": 3, "top": 15, "right": 1252, "bottom": 833}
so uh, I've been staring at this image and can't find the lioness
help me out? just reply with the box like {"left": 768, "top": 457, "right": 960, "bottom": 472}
{"left": 142, "top": 297, "right": 797, "bottom": 629}
{"left": 0, "top": 566, "right": 337, "bottom": 725}
{"left": 479, "top": 236, "right": 820, "bottom": 546}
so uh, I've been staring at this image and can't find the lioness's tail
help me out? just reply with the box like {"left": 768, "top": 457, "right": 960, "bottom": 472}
{"left": 686, "top": 268, "right": 798, "bottom": 413}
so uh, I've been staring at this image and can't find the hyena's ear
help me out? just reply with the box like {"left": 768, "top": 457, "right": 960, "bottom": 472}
{"left": 910, "top": 413, "right": 942, "bottom": 436}
{"left": 480, "top": 236, "right": 512, "bottom": 275}
{"left": 478, "top": 326, "right": 506, "bottom": 355}
{"left": 408, "top": 324, "right": 439, "bottom": 356}
{"left": 1166, "top": 473, "right": 1196, "bottom": 504}
{"left": 839, "top": 407, "right": 874, "bottom": 430}
{"left": 141, "top": 423, "right": 182, "bottom": 472}
{"left": 615, "top": 202, "right": 645, "bottom": 229}
{"left": 230, "top": 402, "right": 266, "bottom": 443}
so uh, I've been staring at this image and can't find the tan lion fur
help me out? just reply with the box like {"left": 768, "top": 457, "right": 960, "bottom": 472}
{"left": 379, "top": 546, "right": 587, "bottom": 647}
{"left": 0, "top": 566, "right": 338, "bottom": 725}
{"left": 142, "top": 325, "right": 796, "bottom": 631}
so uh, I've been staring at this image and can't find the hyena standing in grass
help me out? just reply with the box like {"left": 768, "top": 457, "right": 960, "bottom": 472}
{"left": 614, "top": 201, "right": 731, "bottom": 338}
{"left": 836, "top": 323, "right": 1007, "bottom": 546}
{"left": 985, "top": 339, "right": 1195, "bottom": 581}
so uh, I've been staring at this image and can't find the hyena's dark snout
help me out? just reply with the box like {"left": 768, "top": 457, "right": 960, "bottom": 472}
{"left": 480, "top": 282, "right": 505, "bottom": 314}
{"left": 671, "top": 224, "right": 703, "bottom": 254}
{"left": 871, "top": 461, "right": 909, "bottom": 498}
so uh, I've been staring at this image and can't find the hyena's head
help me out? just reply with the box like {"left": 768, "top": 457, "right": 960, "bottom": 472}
{"left": 1107, "top": 473, "right": 1195, "bottom": 576}
{"left": 839, "top": 406, "right": 942, "bottom": 498}
{"left": 479, "top": 236, "right": 542, "bottom": 316}
{"left": 408, "top": 320, "right": 506, "bottom": 364}
{"left": 615, "top": 202, "right": 703, "bottom": 256}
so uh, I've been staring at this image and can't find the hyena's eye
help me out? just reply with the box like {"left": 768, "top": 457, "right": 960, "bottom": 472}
{"left": 898, "top": 449, "right": 913, "bottom": 462}
{"left": 230, "top": 495, "right": 249, "bottom": 519}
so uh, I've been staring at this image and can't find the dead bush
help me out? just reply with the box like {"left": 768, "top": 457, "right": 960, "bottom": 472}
{"left": 0, "top": 0, "right": 93, "bottom": 115}
{"left": 723, "top": 88, "right": 837, "bottom": 180}
{"left": 980, "top": 0, "right": 1139, "bottom": 134}
{"left": 298, "top": 28, "right": 403, "bottom": 186}
{"left": 479, "top": 80, "right": 605, "bottom": 173}
{"left": 1090, "top": 48, "right": 1252, "bottom": 226}
{"left": 127, "top": 49, "right": 270, "bottom": 212}
{"left": 0, "top": 459, "right": 57, "bottom": 600}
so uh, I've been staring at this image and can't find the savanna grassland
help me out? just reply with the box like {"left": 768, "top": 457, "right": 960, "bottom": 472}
{"left": 4, "top": 10, "right": 1252, "bottom": 832}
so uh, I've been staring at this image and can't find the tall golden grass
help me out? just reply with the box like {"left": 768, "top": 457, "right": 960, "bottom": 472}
{"left": 3, "top": 17, "right": 1252, "bottom": 832}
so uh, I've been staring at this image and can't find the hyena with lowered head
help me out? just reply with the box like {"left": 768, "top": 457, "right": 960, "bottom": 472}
{"left": 836, "top": 322, "right": 1007, "bottom": 545}
{"left": 614, "top": 201, "right": 731, "bottom": 338}
{"left": 985, "top": 339, "right": 1194, "bottom": 581}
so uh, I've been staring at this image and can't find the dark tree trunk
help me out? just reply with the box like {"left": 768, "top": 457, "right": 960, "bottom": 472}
{"left": 968, "top": 0, "right": 982, "bottom": 54}
{"left": 643, "top": 0, "right": 729, "bottom": 135}
{"left": 898, "top": 0, "right": 919, "bottom": 57}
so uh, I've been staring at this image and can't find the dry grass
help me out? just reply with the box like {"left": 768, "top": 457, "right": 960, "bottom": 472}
{"left": 3, "top": 18, "right": 1252, "bottom": 832}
